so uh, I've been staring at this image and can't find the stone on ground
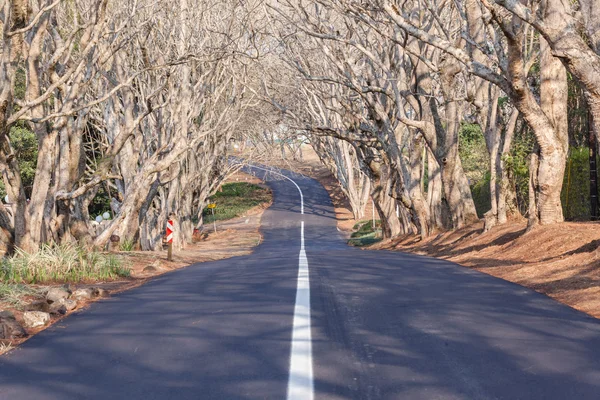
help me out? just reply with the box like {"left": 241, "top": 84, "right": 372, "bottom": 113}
{"left": 0, "top": 311, "right": 27, "bottom": 340}
{"left": 22, "top": 311, "right": 50, "bottom": 329}
{"left": 91, "top": 287, "right": 109, "bottom": 297}
{"left": 71, "top": 288, "right": 93, "bottom": 300}
{"left": 49, "top": 303, "right": 67, "bottom": 315}
{"left": 46, "top": 287, "right": 71, "bottom": 303}
{"left": 54, "top": 298, "right": 77, "bottom": 312}
{"left": 26, "top": 301, "right": 50, "bottom": 313}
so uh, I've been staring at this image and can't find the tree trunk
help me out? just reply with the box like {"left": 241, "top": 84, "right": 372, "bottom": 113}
{"left": 532, "top": 29, "right": 569, "bottom": 225}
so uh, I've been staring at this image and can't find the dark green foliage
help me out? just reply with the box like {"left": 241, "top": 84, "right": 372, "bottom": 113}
{"left": 13, "top": 68, "right": 26, "bottom": 101}
{"left": 459, "top": 123, "right": 489, "bottom": 185}
{"left": 562, "top": 147, "right": 598, "bottom": 221}
{"left": 203, "top": 182, "right": 271, "bottom": 223}
{"left": 504, "top": 127, "right": 535, "bottom": 216}
{"left": 88, "top": 185, "right": 112, "bottom": 219}
{"left": 10, "top": 126, "right": 38, "bottom": 192}
{"left": 470, "top": 172, "right": 492, "bottom": 218}
{"left": 0, "top": 125, "right": 39, "bottom": 199}
{"left": 348, "top": 220, "right": 382, "bottom": 246}
{"left": 459, "top": 123, "right": 490, "bottom": 217}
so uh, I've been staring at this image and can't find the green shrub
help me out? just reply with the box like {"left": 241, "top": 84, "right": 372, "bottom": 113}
{"left": 0, "top": 283, "right": 42, "bottom": 308}
{"left": 349, "top": 220, "right": 383, "bottom": 246}
{"left": 120, "top": 238, "right": 136, "bottom": 252}
{"left": 562, "top": 147, "right": 599, "bottom": 221}
{"left": 470, "top": 172, "right": 492, "bottom": 218}
{"left": 0, "top": 243, "right": 131, "bottom": 284}
{"left": 203, "top": 182, "right": 271, "bottom": 223}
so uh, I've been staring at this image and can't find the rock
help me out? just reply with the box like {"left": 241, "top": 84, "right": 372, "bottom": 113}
{"left": 55, "top": 298, "right": 77, "bottom": 312}
{"left": 0, "top": 311, "right": 27, "bottom": 340}
{"left": 71, "top": 288, "right": 93, "bottom": 301}
{"left": 108, "top": 234, "right": 120, "bottom": 252}
{"left": 144, "top": 259, "right": 162, "bottom": 273}
{"left": 0, "top": 311, "right": 15, "bottom": 320}
{"left": 49, "top": 303, "right": 67, "bottom": 315}
{"left": 91, "top": 287, "right": 108, "bottom": 297}
{"left": 46, "top": 287, "right": 71, "bottom": 304}
{"left": 22, "top": 311, "right": 50, "bottom": 329}
{"left": 25, "top": 301, "right": 50, "bottom": 313}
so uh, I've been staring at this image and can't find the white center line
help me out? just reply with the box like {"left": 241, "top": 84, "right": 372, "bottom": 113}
{"left": 287, "top": 220, "right": 313, "bottom": 400}
{"left": 248, "top": 165, "right": 304, "bottom": 214}
{"left": 248, "top": 165, "right": 313, "bottom": 400}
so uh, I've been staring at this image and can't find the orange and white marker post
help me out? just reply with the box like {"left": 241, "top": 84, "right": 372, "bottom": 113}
{"left": 166, "top": 219, "right": 174, "bottom": 261}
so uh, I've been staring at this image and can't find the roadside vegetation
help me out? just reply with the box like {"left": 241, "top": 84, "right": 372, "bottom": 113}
{"left": 1, "top": 244, "right": 130, "bottom": 284}
{"left": 203, "top": 183, "right": 272, "bottom": 223}
{"left": 0, "top": 173, "right": 271, "bottom": 351}
{"left": 349, "top": 220, "right": 383, "bottom": 247}
{"left": 0, "top": 283, "right": 42, "bottom": 309}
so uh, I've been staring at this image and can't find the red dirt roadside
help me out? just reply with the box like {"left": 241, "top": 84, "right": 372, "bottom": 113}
{"left": 374, "top": 221, "right": 600, "bottom": 319}
{"left": 290, "top": 145, "right": 600, "bottom": 319}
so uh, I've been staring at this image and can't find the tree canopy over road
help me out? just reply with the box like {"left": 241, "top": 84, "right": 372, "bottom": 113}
{"left": 1, "top": 0, "right": 599, "bottom": 252}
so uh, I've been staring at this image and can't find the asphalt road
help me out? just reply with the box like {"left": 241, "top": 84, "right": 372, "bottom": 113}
{"left": 2, "top": 167, "right": 600, "bottom": 399}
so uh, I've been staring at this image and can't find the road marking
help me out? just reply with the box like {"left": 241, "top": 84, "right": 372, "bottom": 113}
{"left": 248, "top": 165, "right": 313, "bottom": 399}
{"left": 247, "top": 165, "right": 304, "bottom": 214}
{"left": 287, "top": 220, "right": 313, "bottom": 400}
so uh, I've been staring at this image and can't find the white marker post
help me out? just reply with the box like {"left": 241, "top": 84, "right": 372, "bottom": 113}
{"left": 207, "top": 203, "right": 217, "bottom": 233}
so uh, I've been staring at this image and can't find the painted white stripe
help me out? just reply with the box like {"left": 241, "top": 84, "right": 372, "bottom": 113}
{"left": 248, "top": 166, "right": 304, "bottom": 214}
{"left": 287, "top": 220, "right": 313, "bottom": 400}
{"left": 247, "top": 166, "right": 314, "bottom": 400}
{"left": 247, "top": 165, "right": 313, "bottom": 398}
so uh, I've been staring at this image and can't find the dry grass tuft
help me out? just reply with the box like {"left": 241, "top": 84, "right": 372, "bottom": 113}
{"left": 1, "top": 243, "right": 131, "bottom": 284}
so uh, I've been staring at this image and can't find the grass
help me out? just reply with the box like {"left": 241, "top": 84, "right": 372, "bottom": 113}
{"left": 0, "top": 342, "right": 14, "bottom": 355}
{"left": 120, "top": 238, "right": 136, "bottom": 252}
{"left": 203, "top": 182, "right": 271, "bottom": 223}
{"left": 349, "top": 220, "right": 383, "bottom": 247}
{"left": 0, "top": 282, "right": 43, "bottom": 308}
{"left": 0, "top": 243, "right": 131, "bottom": 284}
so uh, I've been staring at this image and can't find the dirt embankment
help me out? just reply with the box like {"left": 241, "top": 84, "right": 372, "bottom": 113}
{"left": 291, "top": 145, "right": 600, "bottom": 319}
{"left": 374, "top": 221, "right": 600, "bottom": 318}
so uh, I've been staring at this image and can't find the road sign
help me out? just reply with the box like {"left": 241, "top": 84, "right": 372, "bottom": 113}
{"left": 166, "top": 220, "right": 174, "bottom": 243}
{"left": 166, "top": 219, "right": 174, "bottom": 261}
{"left": 207, "top": 203, "right": 217, "bottom": 209}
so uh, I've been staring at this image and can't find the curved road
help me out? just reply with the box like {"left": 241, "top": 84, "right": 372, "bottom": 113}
{"left": 2, "top": 167, "right": 600, "bottom": 399}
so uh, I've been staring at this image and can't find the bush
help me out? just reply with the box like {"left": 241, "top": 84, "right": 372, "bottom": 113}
{"left": 0, "top": 283, "right": 42, "bottom": 308}
{"left": 349, "top": 220, "right": 383, "bottom": 246}
{"left": 0, "top": 243, "right": 131, "bottom": 284}
{"left": 459, "top": 123, "right": 490, "bottom": 186}
{"left": 562, "top": 147, "right": 599, "bottom": 221}
{"left": 120, "top": 238, "right": 136, "bottom": 252}
{"left": 203, "top": 182, "right": 271, "bottom": 223}
{"left": 470, "top": 172, "right": 492, "bottom": 218}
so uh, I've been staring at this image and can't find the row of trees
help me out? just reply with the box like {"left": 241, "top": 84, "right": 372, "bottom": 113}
{"left": 2, "top": 0, "right": 598, "bottom": 252}
{"left": 263, "top": 0, "right": 600, "bottom": 239}
{"left": 0, "top": 0, "right": 273, "bottom": 252}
